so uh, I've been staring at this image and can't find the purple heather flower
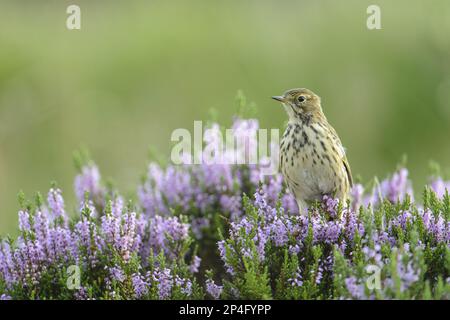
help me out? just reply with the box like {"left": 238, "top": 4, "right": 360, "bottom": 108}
{"left": 75, "top": 216, "right": 102, "bottom": 267}
{"left": 220, "top": 195, "right": 242, "bottom": 220}
{"left": 202, "top": 123, "right": 224, "bottom": 164}
{"left": 425, "top": 213, "right": 446, "bottom": 242}
{"left": 120, "top": 212, "right": 138, "bottom": 262}
{"left": 254, "top": 189, "right": 268, "bottom": 210}
{"left": 153, "top": 268, "right": 173, "bottom": 299}
{"left": 181, "top": 279, "right": 193, "bottom": 296}
{"left": 74, "top": 287, "right": 88, "bottom": 300}
{"left": 138, "top": 182, "right": 166, "bottom": 217}
{"left": 390, "top": 211, "right": 414, "bottom": 230}
{"left": 289, "top": 244, "right": 301, "bottom": 255}
{"left": 101, "top": 214, "right": 121, "bottom": 248}
{"left": 255, "top": 226, "right": 270, "bottom": 261}
{"left": 262, "top": 175, "right": 283, "bottom": 204}
{"left": 429, "top": 177, "right": 450, "bottom": 199}
{"left": 132, "top": 273, "right": 149, "bottom": 298}
{"left": 191, "top": 217, "right": 210, "bottom": 239}
{"left": 315, "top": 266, "right": 324, "bottom": 284}
{"left": 45, "top": 226, "right": 78, "bottom": 264}
{"left": 323, "top": 195, "right": 340, "bottom": 218}
{"left": 271, "top": 218, "right": 288, "bottom": 247}
{"left": 0, "top": 294, "right": 12, "bottom": 300}
{"left": 109, "top": 266, "right": 126, "bottom": 283}
{"left": 350, "top": 184, "right": 364, "bottom": 211}
{"left": 194, "top": 191, "right": 215, "bottom": 213}
{"left": 217, "top": 240, "right": 234, "bottom": 275}
{"left": 376, "top": 168, "right": 414, "bottom": 204}
{"left": 345, "top": 277, "right": 366, "bottom": 299}
{"left": 189, "top": 255, "right": 201, "bottom": 274}
{"left": 0, "top": 242, "right": 16, "bottom": 287}
{"left": 396, "top": 257, "right": 420, "bottom": 292}
{"left": 231, "top": 118, "right": 259, "bottom": 165}
{"left": 281, "top": 193, "right": 298, "bottom": 215}
{"left": 74, "top": 164, "right": 103, "bottom": 204}
{"left": 319, "top": 220, "right": 341, "bottom": 244}
{"left": 18, "top": 210, "right": 31, "bottom": 233}
{"left": 362, "top": 246, "right": 383, "bottom": 266}
{"left": 201, "top": 163, "right": 235, "bottom": 192}
{"left": 288, "top": 268, "right": 303, "bottom": 287}
{"left": 111, "top": 197, "right": 124, "bottom": 217}
{"left": 343, "top": 210, "right": 365, "bottom": 242}
{"left": 138, "top": 163, "right": 196, "bottom": 216}
{"left": 205, "top": 278, "right": 223, "bottom": 300}
{"left": 47, "top": 188, "right": 66, "bottom": 223}
{"left": 175, "top": 276, "right": 193, "bottom": 296}
{"left": 101, "top": 210, "right": 139, "bottom": 262}
{"left": 33, "top": 210, "right": 49, "bottom": 249}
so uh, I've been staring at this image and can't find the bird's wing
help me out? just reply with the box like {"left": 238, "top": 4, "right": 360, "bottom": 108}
{"left": 328, "top": 125, "right": 353, "bottom": 187}
{"left": 343, "top": 156, "right": 353, "bottom": 187}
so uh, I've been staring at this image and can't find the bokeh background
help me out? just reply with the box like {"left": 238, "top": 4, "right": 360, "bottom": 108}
{"left": 1, "top": 0, "right": 449, "bottom": 234}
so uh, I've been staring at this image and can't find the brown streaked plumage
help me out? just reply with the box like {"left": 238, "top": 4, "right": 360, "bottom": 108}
{"left": 272, "top": 88, "right": 352, "bottom": 215}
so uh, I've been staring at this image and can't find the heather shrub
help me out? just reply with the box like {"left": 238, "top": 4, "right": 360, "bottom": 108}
{"left": 0, "top": 115, "right": 449, "bottom": 300}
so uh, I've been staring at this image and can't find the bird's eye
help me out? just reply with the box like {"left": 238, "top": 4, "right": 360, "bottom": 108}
{"left": 297, "top": 95, "right": 306, "bottom": 103}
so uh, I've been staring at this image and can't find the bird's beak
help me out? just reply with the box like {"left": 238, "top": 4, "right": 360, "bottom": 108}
{"left": 272, "top": 95, "right": 285, "bottom": 102}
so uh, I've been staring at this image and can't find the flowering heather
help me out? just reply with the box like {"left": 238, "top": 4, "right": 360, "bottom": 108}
{"left": 1, "top": 116, "right": 450, "bottom": 300}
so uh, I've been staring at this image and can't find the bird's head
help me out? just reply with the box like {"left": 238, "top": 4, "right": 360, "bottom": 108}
{"left": 272, "top": 88, "right": 323, "bottom": 121}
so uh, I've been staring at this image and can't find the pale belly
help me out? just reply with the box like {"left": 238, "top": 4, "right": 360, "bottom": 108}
{"left": 280, "top": 122, "right": 348, "bottom": 201}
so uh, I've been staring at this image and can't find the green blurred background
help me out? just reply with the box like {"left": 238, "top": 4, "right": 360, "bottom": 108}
{"left": 0, "top": 0, "right": 449, "bottom": 234}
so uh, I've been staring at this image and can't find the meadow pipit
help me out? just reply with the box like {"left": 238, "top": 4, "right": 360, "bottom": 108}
{"left": 272, "top": 88, "right": 352, "bottom": 214}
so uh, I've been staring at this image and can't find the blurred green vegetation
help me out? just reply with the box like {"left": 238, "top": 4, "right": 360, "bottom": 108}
{"left": 1, "top": 0, "right": 450, "bottom": 234}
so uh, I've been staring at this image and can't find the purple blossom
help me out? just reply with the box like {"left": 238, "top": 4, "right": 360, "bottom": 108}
{"left": 370, "top": 168, "right": 414, "bottom": 205}
{"left": 109, "top": 266, "right": 126, "bottom": 283}
{"left": 74, "top": 286, "right": 88, "bottom": 300}
{"left": 288, "top": 268, "right": 303, "bottom": 287}
{"left": 74, "top": 165, "right": 103, "bottom": 204}
{"left": 281, "top": 192, "right": 298, "bottom": 215}
{"left": 220, "top": 195, "right": 242, "bottom": 221}
{"left": 132, "top": 273, "right": 149, "bottom": 298}
{"left": 350, "top": 184, "right": 364, "bottom": 211}
{"left": 343, "top": 210, "right": 365, "bottom": 241}
{"left": 111, "top": 197, "right": 124, "bottom": 217}
{"left": 205, "top": 279, "right": 223, "bottom": 299}
{"left": 47, "top": 188, "right": 66, "bottom": 223}
{"left": 271, "top": 218, "right": 288, "bottom": 247}
{"left": 191, "top": 217, "right": 210, "bottom": 239}
{"left": 75, "top": 216, "right": 102, "bottom": 267}
{"left": 175, "top": 276, "right": 193, "bottom": 296}
{"left": 153, "top": 268, "right": 173, "bottom": 299}
{"left": 420, "top": 210, "right": 447, "bottom": 242}
{"left": 189, "top": 255, "right": 201, "bottom": 274}
{"left": 429, "top": 177, "right": 450, "bottom": 199}
{"left": 218, "top": 240, "right": 234, "bottom": 275}
{"left": 231, "top": 118, "right": 259, "bottom": 165}
{"left": 390, "top": 211, "right": 414, "bottom": 230}
{"left": 0, "top": 242, "right": 16, "bottom": 287}
{"left": 322, "top": 195, "right": 340, "bottom": 218}
{"left": 181, "top": 280, "right": 192, "bottom": 296}
{"left": 101, "top": 210, "right": 139, "bottom": 262}
{"left": 18, "top": 210, "right": 31, "bottom": 232}
{"left": 395, "top": 253, "right": 420, "bottom": 292}
{"left": 345, "top": 277, "right": 366, "bottom": 299}
{"left": 362, "top": 245, "right": 383, "bottom": 266}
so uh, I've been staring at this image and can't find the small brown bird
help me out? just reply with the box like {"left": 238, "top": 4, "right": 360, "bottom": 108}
{"left": 272, "top": 88, "right": 352, "bottom": 215}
